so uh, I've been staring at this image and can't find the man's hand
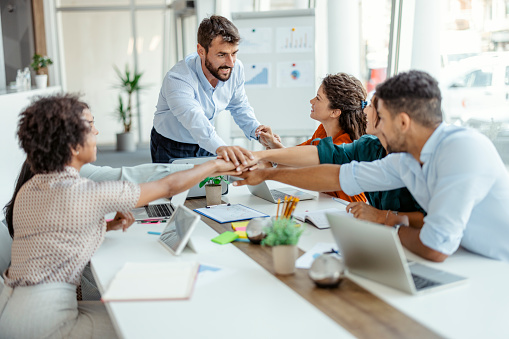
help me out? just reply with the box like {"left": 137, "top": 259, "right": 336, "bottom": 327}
{"left": 256, "top": 125, "right": 284, "bottom": 149}
{"left": 216, "top": 146, "right": 254, "bottom": 169}
{"left": 107, "top": 211, "right": 135, "bottom": 232}
{"left": 232, "top": 168, "right": 271, "bottom": 187}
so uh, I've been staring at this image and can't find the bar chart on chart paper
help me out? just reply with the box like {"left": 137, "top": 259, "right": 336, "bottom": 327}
{"left": 276, "top": 26, "right": 314, "bottom": 53}
{"left": 245, "top": 63, "right": 270, "bottom": 87}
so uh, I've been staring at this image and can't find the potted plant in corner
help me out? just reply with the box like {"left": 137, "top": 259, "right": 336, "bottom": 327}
{"left": 30, "top": 54, "right": 53, "bottom": 89}
{"left": 262, "top": 217, "right": 303, "bottom": 275}
{"left": 199, "top": 176, "right": 230, "bottom": 206}
{"left": 114, "top": 65, "right": 144, "bottom": 152}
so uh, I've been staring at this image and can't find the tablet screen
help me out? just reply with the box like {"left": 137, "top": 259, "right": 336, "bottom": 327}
{"left": 159, "top": 205, "right": 199, "bottom": 255}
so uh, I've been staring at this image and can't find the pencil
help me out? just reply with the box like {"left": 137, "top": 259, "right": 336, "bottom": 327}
{"left": 285, "top": 196, "right": 295, "bottom": 218}
{"left": 276, "top": 198, "right": 281, "bottom": 219}
{"left": 289, "top": 198, "right": 299, "bottom": 218}
{"left": 281, "top": 196, "right": 289, "bottom": 219}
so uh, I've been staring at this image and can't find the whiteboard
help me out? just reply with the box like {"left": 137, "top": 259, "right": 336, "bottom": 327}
{"left": 232, "top": 9, "right": 325, "bottom": 139}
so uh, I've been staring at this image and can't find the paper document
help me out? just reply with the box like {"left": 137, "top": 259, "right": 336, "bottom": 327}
{"left": 194, "top": 204, "right": 269, "bottom": 223}
{"left": 293, "top": 208, "right": 351, "bottom": 229}
{"left": 101, "top": 261, "right": 199, "bottom": 302}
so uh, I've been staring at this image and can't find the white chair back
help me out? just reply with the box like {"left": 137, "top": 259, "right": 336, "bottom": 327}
{"left": 0, "top": 219, "right": 12, "bottom": 276}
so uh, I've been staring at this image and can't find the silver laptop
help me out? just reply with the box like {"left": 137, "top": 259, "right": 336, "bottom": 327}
{"left": 171, "top": 157, "right": 228, "bottom": 198}
{"left": 247, "top": 181, "right": 315, "bottom": 203}
{"left": 132, "top": 189, "right": 189, "bottom": 221}
{"left": 326, "top": 213, "right": 467, "bottom": 294}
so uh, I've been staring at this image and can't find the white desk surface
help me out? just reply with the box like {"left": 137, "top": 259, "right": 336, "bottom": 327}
{"left": 93, "top": 182, "right": 509, "bottom": 339}
{"left": 91, "top": 184, "right": 353, "bottom": 339}
{"left": 223, "top": 183, "right": 509, "bottom": 339}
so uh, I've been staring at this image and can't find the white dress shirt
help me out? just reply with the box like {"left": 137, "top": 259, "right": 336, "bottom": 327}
{"left": 340, "top": 123, "right": 509, "bottom": 261}
{"left": 153, "top": 53, "right": 260, "bottom": 154}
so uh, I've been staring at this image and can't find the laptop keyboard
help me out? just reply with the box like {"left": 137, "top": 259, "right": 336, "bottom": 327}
{"left": 270, "top": 189, "right": 289, "bottom": 201}
{"left": 145, "top": 204, "right": 173, "bottom": 218}
{"left": 412, "top": 273, "right": 441, "bottom": 290}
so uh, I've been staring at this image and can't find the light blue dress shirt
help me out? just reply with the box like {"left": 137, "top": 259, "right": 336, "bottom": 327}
{"left": 153, "top": 53, "right": 260, "bottom": 154}
{"left": 340, "top": 123, "right": 509, "bottom": 261}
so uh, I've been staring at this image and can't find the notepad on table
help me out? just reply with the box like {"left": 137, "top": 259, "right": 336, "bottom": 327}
{"left": 293, "top": 208, "right": 352, "bottom": 229}
{"left": 101, "top": 261, "right": 200, "bottom": 302}
{"left": 194, "top": 204, "right": 269, "bottom": 223}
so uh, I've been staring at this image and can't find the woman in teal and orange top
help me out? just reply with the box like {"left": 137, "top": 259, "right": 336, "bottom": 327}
{"left": 257, "top": 73, "right": 367, "bottom": 203}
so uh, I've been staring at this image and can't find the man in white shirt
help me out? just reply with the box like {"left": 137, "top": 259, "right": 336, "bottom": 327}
{"left": 233, "top": 70, "right": 509, "bottom": 262}
{"left": 151, "top": 15, "right": 268, "bottom": 166}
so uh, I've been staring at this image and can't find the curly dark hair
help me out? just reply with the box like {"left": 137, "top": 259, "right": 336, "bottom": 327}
{"left": 375, "top": 70, "right": 442, "bottom": 128}
{"left": 17, "top": 93, "right": 90, "bottom": 174}
{"left": 4, "top": 160, "right": 33, "bottom": 238}
{"left": 322, "top": 73, "right": 367, "bottom": 141}
{"left": 197, "top": 15, "right": 240, "bottom": 52}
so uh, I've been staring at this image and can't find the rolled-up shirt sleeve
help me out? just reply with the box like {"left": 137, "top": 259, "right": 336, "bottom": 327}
{"left": 339, "top": 155, "right": 407, "bottom": 196}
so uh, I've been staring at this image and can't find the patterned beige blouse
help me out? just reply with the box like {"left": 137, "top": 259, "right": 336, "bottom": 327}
{"left": 4, "top": 167, "right": 140, "bottom": 287}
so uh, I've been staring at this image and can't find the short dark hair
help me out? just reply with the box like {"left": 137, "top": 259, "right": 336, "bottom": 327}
{"left": 197, "top": 15, "right": 240, "bottom": 52}
{"left": 17, "top": 93, "right": 90, "bottom": 174}
{"left": 375, "top": 70, "right": 442, "bottom": 127}
{"left": 322, "top": 73, "right": 367, "bottom": 140}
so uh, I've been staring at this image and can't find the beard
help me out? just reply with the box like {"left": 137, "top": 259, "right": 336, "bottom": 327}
{"left": 205, "top": 56, "right": 232, "bottom": 82}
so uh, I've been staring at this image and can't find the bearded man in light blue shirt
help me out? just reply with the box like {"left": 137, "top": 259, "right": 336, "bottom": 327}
{"left": 234, "top": 70, "right": 509, "bottom": 263}
{"left": 151, "top": 15, "right": 268, "bottom": 167}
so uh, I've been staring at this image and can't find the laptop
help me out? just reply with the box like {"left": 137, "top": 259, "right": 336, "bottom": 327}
{"left": 326, "top": 213, "right": 467, "bottom": 294}
{"left": 247, "top": 181, "right": 315, "bottom": 203}
{"left": 158, "top": 205, "right": 200, "bottom": 256}
{"left": 171, "top": 157, "right": 228, "bottom": 198}
{"left": 132, "top": 189, "right": 189, "bottom": 221}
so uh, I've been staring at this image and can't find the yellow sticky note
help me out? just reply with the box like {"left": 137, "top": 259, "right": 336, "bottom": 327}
{"left": 231, "top": 221, "right": 249, "bottom": 230}
{"left": 234, "top": 231, "right": 248, "bottom": 239}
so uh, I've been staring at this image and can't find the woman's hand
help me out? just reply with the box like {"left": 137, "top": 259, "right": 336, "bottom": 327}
{"left": 256, "top": 125, "right": 284, "bottom": 149}
{"left": 107, "top": 211, "right": 135, "bottom": 232}
{"left": 346, "top": 202, "right": 386, "bottom": 224}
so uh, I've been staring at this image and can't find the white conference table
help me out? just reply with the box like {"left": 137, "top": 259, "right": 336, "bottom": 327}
{"left": 92, "top": 182, "right": 509, "bottom": 339}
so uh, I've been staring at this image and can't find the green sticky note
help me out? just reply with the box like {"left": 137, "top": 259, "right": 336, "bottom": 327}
{"left": 211, "top": 231, "right": 239, "bottom": 245}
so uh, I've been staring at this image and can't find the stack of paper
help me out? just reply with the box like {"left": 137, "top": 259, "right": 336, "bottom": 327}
{"left": 101, "top": 261, "right": 199, "bottom": 302}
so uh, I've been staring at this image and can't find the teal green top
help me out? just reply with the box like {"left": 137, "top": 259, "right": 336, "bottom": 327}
{"left": 316, "top": 135, "right": 425, "bottom": 213}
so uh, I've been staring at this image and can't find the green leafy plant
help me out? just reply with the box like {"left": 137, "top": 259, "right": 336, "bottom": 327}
{"left": 30, "top": 54, "right": 53, "bottom": 74}
{"left": 114, "top": 65, "right": 144, "bottom": 133}
{"left": 199, "top": 176, "right": 230, "bottom": 188}
{"left": 261, "top": 218, "right": 303, "bottom": 247}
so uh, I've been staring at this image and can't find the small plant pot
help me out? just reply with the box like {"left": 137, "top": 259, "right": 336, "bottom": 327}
{"left": 35, "top": 74, "right": 47, "bottom": 89}
{"left": 116, "top": 132, "right": 136, "bottom": 152}
{"left": 205, "top": 184, "right": 222, "bottom": 206}
{"left": 272, "top": 245, "right": 298, "bottom": 275}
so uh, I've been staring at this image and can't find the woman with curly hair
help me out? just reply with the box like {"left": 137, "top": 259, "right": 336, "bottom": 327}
{"left": 257, "top": 73, "right": 367, "bottom": 203}
{"left": 0, "top": 94, "right": 237, "bottom": 338}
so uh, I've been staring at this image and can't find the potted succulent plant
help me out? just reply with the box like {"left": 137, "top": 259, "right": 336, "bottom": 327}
{"left": 114, "top": 65, "right": 144, "bottom": 152}
{"left": 262, "top": 217, "right": 304, "bottom": 275}
{"left": 30, "top": 54, "right": 53, "bottom": 89}
{"left": 199, "top": 176, "right": 230, "bottom": 206}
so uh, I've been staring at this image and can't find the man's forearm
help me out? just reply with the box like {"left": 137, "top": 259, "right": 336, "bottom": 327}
{"left": 265, "top": 164, "right": 342, "bottom": 192}
{"left": 398, "top": 227, "right": 448, "bottom": 262}
{"left": 256, "top": 146, "right": 320, "bottom": 167}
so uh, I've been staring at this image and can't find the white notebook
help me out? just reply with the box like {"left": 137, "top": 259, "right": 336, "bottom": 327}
{"left": 294, "top": 208, "right": 351, "bottom": 229}
{"left": 101, "top": 261, "right": 200, "bottom": 302}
